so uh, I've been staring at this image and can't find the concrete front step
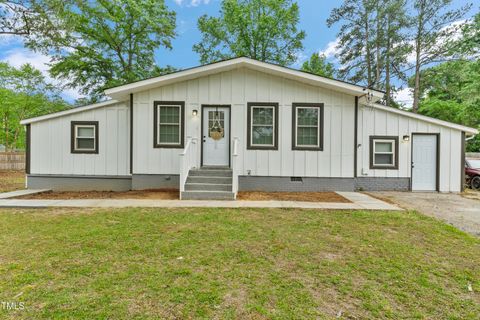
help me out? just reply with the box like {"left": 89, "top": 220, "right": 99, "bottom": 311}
{"left": 189, "top": 169, "right": 232, "bottom": 177}
{"left": 199, "top": 166, "right": 231, "bottom": 170}
{"left": 181, "top": 191, "right": 235, "bottom": 200}
{"left": 186, "top": 176, "right": 232, "bottom": 184}
{"left": 185, "top": 183, "right": 232, "bottom": 191}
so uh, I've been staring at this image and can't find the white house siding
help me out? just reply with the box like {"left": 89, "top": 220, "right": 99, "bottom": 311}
{"left": 132, "top": 67, "right": 355, "bottom": 178}
{"left": 30, "top": 102, "right": 130, "bottom": 176}
{"left": 358, "top": 105, "right": 462, "bottom": 192}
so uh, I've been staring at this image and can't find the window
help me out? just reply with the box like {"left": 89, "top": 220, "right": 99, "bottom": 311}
{"left": 369, "top": 136, "right": 399, "bottom": 169}
{"left": 247, "top": 102, "right": 278, "bottom": 150}
{"left": 292, "top": 103, "right": 323, "bottom": 150}
{"left": 71, "top": 121, "right": 98, "bottom": 154}
{"left": 154, "top": 101, "right": 185, "bottom": 148}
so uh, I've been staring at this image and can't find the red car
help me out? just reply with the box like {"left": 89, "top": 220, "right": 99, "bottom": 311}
{"left": 465, "top": 159, "right": 480, "bottom": 190}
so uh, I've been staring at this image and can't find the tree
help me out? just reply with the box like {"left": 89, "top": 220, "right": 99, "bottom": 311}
{"left": 193, "top": 0, "right": 305, "bottom": 66}
{"left": 413, "top": 59, "right": 480, "bottom": 151}
{"left": 327, "top": 0, "right": 410, "bottom": 106}
{"left": 409, "top": 0, "right": 471, "bottom": 112}
{"left": 327, "top": 0, "right": 377, "bottom": 87}
{"left": 455, "top": 11, "right": 480, "bottom": 60}
{"left": 0, "top": 1, "right": 47, "bottom": 35}
{"left": 0, "top": 62, "right": 69, "bottom": 150}
{"left": 24, "top": 0, "right": 176, "bottom": 100}
{"left": 382, "top": 0, "right": 411, "bottom": 106}
{"left": 301, "top": 53, "right": 335, "bottom": 78}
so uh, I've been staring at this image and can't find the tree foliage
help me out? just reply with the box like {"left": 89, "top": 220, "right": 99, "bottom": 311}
{"left": 301, "top": 53, "right": 335, "bottom": 78}
{"left": 193, "top": 0, "right": 305, "bottom": 66}
{"left": 327, "top": 0, "right": 410, "bottom": 106}
{"left": 0, "top": 62, "right": 70, "bottom": 150}
{"left": 0, "top": 0, "right": 53, "bottom": 36}
{"left": 20, "top": 0, "right": 177, "bottom": 100}
{"left": 415, "top": 60, "right": 480, "bottom": 151}
{"left": 409, "top": 0, "right": 471, "bottom": 112}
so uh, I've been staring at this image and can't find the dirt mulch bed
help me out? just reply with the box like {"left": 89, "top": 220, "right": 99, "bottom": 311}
{"left": 16, "top": 189, "right": 179, "bottom": 200}
{"left": 0, "top": 170, "right": 25, "bottom": 193}
{"left": 237, "top": 191, "right": 351, "bottom": 203}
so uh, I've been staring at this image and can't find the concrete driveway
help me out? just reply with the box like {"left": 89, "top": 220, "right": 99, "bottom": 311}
{"left": 372, "top": 191, "right": 480, "bottom": 236}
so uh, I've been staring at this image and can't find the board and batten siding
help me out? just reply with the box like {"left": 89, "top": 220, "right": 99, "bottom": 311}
{"left": 358, "top": 105, "right": 462, "bottom": 192}
{"left": 30, "top": 102, "right": 130, "bottom": 176}
{"left": 133, "top": 67, "right": 355, "bottom": 178}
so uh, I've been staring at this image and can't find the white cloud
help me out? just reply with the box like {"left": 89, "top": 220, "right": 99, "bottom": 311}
{"left": 174, "top": 0, "right": 211, "bottom": 7}
{"left": 393, "top": 87, "right": 413, "bottom": 109}
{"left": 1, "top": 47, "right": 83, "bottom": 101}
{"left": 319, "top": 39, "right": 340, "bottom": 59}
{"left": 2, "top": 49, "right": 51, "bottom": 72}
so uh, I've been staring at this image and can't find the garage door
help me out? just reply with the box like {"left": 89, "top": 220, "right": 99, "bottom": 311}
{"left": 412, "top": 134, "right": 438, "bottom": 191}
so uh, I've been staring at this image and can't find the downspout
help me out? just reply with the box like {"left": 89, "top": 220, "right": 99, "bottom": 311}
{"left": 25, "top": 124, "right": 31, "bottom": 189}
{"left": 461, "top": 132, "right": 466, "bottom": 192}
{"left": 354, "top": 96, "right": 359, "bottom": 179}
{"left": 130, "top": 93, "right": 133, "bottom": 175}
{"left": 465, "top": 134, "right": 477, "bottom": 142}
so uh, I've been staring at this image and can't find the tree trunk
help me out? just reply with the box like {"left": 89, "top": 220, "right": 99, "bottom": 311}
{"left": 385, "top": 42, "right": 391, "bottom": 106}
{"left": 3, "top": 114, "right": 9, "bottom": 151}
{"left": 412, "top": 56, "right": 421, "bottom": 113}
{"left": 412, "top": 0, "right": 425, "bottom": 113}
{"left": 375, "top": 3, "right": 381, "bottom": 88}
{"left": 385, "top": 12, "right": 391, "bottom": 106}
{"left": 12, "top": 126, "right": 20, "bottom": 151}
{"left": 365, "top": 15, "right": 372, "bottom": 88}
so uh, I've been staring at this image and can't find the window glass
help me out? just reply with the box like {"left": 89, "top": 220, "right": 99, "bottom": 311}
{"left": 77, "top": 127, "right": 94, "bottom": 137}
{"left": 372, "top": 139, "right": 396, "bottom": 167}
{"left": 159, "top": 106, "right": 180, "bottom": 124}
{"left": 72, "top": 122, "right": 97, "bottom": 153}
{"left": 77, "top": 138, "right": 95, "bottom": 149}
{"left": 251, "top": 107, "right": 274, "bottom": 146}
{"left": 375, "top": 142, "right": 392, "bottom": 153}
{"left": 296, "top": 107, "right": 319, "bottom": 147}
{"left": 158, "top": 106, "right": 180, "bottom": 144}
{"left": 375, "top": 154, "right": 393, "bottom": 165}
{"left": 208, "top": 111, "right": 225, "bottom": 138}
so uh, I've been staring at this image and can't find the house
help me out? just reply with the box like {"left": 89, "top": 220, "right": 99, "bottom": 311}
{"left": 20, "top": 57, "right": 478, "bottom": 199}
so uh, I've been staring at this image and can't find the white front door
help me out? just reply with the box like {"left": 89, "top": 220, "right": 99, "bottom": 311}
{"left": 412, "top": 134, "right": 438, "bottom": 191}
{"left": 202, "top": 106, "right": 230, "bottom": 167}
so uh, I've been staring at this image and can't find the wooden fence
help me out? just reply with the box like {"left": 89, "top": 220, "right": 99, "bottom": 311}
{"left": 0, "top": 152, "right": 25, "bottom": 170}
{"left": 466, "top": 153, "right": 480, "bottom": 159}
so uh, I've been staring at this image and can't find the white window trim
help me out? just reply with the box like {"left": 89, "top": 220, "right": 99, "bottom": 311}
{"left": 74, "top": 124, "right": 96, "bottom": 151}
{"left": 295, "top": 106, "right": 320, "bottom": 148}
{"left": 157, "top": 105, "right": 182, "bottom": 145}
{"left": 373, "top": 139, "right": 396, "bottom": 167}
{"left": 250, "top": 106, "right": 276, "bottom": 147}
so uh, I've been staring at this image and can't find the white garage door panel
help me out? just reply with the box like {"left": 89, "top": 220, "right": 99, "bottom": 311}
{"left": 412, "top": 134, "right": 437, "bottom": 191}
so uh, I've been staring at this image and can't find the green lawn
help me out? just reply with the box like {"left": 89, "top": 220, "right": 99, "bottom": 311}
{"left": 0, "top": 208, "right": 478, "bottom": 319}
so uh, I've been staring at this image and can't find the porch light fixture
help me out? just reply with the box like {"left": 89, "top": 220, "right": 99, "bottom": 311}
{"left": 192, "top": 109, "right": 198, "bottom": 116}
{"left": 403, "top": 135, "right": 410, "bottom": 142}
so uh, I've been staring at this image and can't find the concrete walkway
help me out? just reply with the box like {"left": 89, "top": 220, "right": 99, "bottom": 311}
{"left": 0, "top": 192, "right": 401, "bottom": 211}
{"left": 0, "top": 189, "right": 50, "bottom": 199}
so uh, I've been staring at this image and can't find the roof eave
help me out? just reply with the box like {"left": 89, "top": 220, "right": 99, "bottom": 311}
{"left": 21, "top": 99, "right": 120, "bottom": 125}
{"left": 367, "top": 103, "right": 479, "bottom": 135}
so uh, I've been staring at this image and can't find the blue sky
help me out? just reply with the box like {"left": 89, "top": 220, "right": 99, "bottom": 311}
{"left": 0, "top": 0, "right": 476, "bottom": 105}
{"left": 158, "top": 0, "right": 342, "bottom": 69}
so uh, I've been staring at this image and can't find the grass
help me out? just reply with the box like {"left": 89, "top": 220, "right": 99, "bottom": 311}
{"left": 0, "top": 208, "right": 478, "bottom": 319}
{"left": 0, "top": 170, "right": 25, "bottom": 193}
